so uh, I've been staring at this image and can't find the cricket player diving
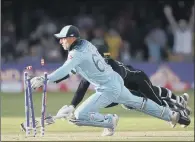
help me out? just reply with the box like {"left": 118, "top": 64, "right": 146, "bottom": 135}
{"left": 51, "top": 52, "right": 191, "bottom": 136}
{"left": 31, "top": 25, "right": 182, "bottom": 136}
{"left": 53, "top": 53, "right": 191, "bottom": 130}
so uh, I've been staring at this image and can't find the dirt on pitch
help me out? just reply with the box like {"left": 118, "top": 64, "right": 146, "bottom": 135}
{"left": 2, "top": 131, "right": 194, "bottom": 141}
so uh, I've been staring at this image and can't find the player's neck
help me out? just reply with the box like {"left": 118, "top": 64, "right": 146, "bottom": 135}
{"left": 69, "top": 38, "right": 81, "bottom": 51}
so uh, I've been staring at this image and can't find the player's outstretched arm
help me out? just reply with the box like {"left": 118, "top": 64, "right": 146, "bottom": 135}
{"left": 163, "top": 5, "right": 178, "bottom": 32}
{"left": 54, "top": 69, "right": 77, "bottom": 83}
{"left": 30, "top": 50, "right": 81, "bottom": 90}
{"left": 48, "top": 50, "right": 81, "bottom": 83}
{"left": 53, "top": 75, "right": 70, "bottom": 83}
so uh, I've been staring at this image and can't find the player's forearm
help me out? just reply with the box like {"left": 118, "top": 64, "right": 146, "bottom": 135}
{"left": 71, "top": 78, "right": 90, "bottom": 107}
{"left": 54, "top": 74, "right": 70, "bottom": 83}
{"left": 48, "top": 61, "right": 76, "bottom": 82}
{"left": 54, "top": 70, "right": 76, "bottom": 83}
{"left": 48, "top": 67, "right": 71, "bottom": 82}
{"left": 48, "top": 51, "right": 80, "bottom": 83}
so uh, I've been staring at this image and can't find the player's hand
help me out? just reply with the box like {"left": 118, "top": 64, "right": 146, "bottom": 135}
{"left": 164, "top": 5, "right": 172, "bottom": 15}
{"left": 30, "top": 76, "right": 45, "bottom": 90}
{"left": 56, "top": 105, "right": 75, "bottom": 119}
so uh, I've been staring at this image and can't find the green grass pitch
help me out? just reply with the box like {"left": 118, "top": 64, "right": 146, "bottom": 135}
{"left": 1, "top": 90, "right": 194, "bottom": 141}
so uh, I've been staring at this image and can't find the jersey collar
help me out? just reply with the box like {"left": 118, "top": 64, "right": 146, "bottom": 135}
{"left": 69, "top": 38, "right": 81, "bottom": 51}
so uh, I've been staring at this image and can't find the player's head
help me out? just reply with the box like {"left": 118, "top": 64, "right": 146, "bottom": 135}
{"left": 178, "top": 19, "right": 187, "bottom": 31}
{"left": 54, "top": 25, "right": 80, "bottom": 50}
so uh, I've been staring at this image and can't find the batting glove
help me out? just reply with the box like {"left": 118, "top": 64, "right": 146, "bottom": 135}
{"left": 30, "top": 76, "right": 45, "bottom": 90}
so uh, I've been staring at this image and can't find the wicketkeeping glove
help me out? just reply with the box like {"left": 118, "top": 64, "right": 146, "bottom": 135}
{"left": 30, "top": 76, "right": 45, "bottom": 90}
{"left": 56, "top": 105, "right": 75, "bottom": 119}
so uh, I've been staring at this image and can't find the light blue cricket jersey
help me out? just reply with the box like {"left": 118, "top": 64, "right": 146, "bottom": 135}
{"left": 48, "top": 39, "right": 114, "bottom": 88}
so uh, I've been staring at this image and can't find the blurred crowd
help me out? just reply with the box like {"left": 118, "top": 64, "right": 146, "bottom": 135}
{"left": 2, "top": 0, "right": 194, "bottom": 64}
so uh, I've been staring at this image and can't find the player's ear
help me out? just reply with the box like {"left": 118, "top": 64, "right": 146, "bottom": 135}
{"left": 59, "top": 38, "right": 63, "bottom": 44}
{"left": 72, "top": 37, "right": 77, "bottom": 41}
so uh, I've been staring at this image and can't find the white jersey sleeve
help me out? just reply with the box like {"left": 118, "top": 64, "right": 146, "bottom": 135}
{"left": 48, "top": 50, "right": 81, "bottom": 82}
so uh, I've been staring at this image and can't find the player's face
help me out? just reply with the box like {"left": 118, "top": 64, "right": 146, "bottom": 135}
{"left": 59, "top": 37, "right": 76, "bottom": 50}
{"left": 59, "top": 38, "right": 71, "bottom": 50}
{"left": 59, "top": 38, "right": 69, "bottom": 50}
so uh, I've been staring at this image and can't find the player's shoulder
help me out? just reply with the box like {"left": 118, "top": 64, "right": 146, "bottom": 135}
{"left": 70, "top": 39, "right": 90, "bottom": 51}
{"left": 68, "top": 39, "right": 88, "bottom": 56}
